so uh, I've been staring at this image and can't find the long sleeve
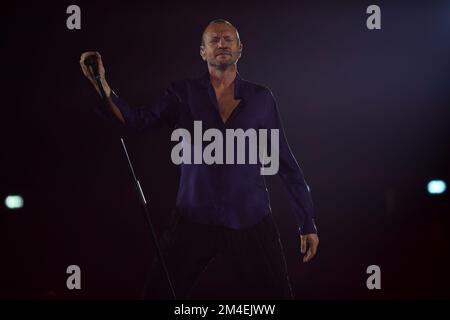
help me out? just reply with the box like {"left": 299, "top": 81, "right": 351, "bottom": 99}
{"left": 265, "top": 91, "right": 317, "bottom": 235}
{"left": 94, "top": 82, "right": 182, "bottom": 133}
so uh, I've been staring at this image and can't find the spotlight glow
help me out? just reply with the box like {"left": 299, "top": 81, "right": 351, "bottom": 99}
{"left": 427, "top": 180, "right": 446, "bottom": 195}
{"left": 5, "top": 195, "right": 24, "bottom": 209}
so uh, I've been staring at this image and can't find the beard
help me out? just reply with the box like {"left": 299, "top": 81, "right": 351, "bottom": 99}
{"left": 209, "top": 54, "right": 239, "bottom": 70}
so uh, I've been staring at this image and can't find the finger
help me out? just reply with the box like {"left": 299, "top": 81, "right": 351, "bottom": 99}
{"left": 95, "top": 52, "right": 105, "bottom": 69}
{"left": 80, "top": 58, "right": 89, "bottom": 70}
{"left": 80, "top": 51, "right": 97, "bottom": 60}
{"left": 80, "top": 61, "right": 90, "bottom": 76}
{"left": 80, "top": 54, "right": 94, "bottom": 72}
{"left": 303, "top": 241, "right": 318, "bottom": 263}
{"left": 303, "top": 247, "right": 314, "bottom": 263}
{"left": 300, "top": 236, "right": 306, "bottom": 254}
{"left": 82, "top": 65, "right": 95, "bottom": 84}
{"left": 80, "top": 62, "right": 90, "bottom": 77}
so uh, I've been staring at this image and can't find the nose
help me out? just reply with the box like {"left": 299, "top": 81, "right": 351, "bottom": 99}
{"left": 217, "top": 37, "right": 226, "bottom": 47}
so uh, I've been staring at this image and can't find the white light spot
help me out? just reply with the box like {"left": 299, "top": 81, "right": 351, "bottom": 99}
{"left": 5, "top": 195, "right": 24, "bottom": 209}
{"left": 427, "top": 180, "right": 446, "bottom": 195}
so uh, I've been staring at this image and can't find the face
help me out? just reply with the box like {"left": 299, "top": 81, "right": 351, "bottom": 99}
{"left": 200, "top": 23, "right": 243, "bottom": 70}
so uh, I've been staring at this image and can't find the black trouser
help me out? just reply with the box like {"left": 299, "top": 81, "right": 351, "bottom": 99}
{"left": 142, "top": 212, "right": 294, "bottom": 300}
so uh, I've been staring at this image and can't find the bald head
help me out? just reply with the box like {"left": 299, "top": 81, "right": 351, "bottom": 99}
{"left": 199, "top": 19, "right": 243, "bottom": 70}
{"left": 201, "top": 19, "right": 241, "bottom": 47}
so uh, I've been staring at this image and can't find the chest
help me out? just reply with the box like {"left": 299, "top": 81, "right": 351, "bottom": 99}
{"left": 214, "top": 89, "right": 242, "bottom": 124}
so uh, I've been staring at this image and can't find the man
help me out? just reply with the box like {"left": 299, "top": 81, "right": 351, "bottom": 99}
{"left": 80, "top": 19, "right": 318, "bottom": 299}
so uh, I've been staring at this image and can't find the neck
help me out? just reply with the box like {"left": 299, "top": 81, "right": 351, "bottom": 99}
{"left": 208, "top": 64, "right": 237, "bottom": 89}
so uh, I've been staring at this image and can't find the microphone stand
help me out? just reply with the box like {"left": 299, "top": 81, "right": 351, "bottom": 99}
{"left": 87, "top": 63, "right": 177, "bottom": 300}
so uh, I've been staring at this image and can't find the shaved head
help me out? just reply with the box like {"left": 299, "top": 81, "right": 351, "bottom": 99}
{"left": 200, "top": 19, "right": 243, "bottom": 70}
{"left": 201, "top": 19, "right": 241, "bottom": 47}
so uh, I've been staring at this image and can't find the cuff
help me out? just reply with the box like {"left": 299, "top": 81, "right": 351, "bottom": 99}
{"left": 299, "top": 218, "right": 318, "bottom": 235}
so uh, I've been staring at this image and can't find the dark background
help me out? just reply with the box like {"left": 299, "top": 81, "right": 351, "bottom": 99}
{"left": 1, "top": 0, "right": 449, "bottom": 299}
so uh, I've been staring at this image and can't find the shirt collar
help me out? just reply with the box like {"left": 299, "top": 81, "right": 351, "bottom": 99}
{"left": 199, "top": 70, "right": 247, "bottom": 102}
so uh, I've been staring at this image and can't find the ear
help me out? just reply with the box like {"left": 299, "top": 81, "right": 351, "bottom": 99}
{"left": 238, "top": 42, "right": 243, "bottom": 55}
{"left": 200, "top": 45, "right": 206, "bottom": 61}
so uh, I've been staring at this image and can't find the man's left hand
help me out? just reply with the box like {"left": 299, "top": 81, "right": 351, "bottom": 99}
{"left": 300, "top": 233, "right": 319, "bottom": 263}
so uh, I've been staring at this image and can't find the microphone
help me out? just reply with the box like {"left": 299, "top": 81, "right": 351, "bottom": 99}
{"left": 84, "top": 55, "right": 100, "bottom": 79}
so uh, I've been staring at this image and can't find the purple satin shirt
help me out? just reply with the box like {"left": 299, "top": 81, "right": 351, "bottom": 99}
{"left": 102, "top": 71, "right": 317, "bottom": 235}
